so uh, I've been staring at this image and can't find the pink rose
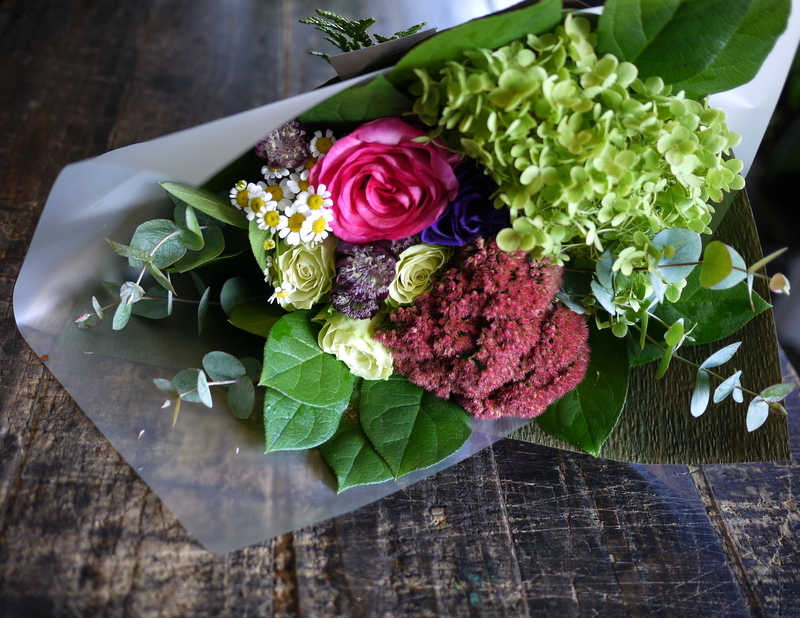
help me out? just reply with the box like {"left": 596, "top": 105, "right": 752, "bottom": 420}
{"left": 309, "top": 118, "right": 460, "bottom": 243}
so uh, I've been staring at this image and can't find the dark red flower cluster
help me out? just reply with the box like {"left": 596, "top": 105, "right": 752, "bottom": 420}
{"left": 375, "top": 239, "right": 590, "bottom": 419}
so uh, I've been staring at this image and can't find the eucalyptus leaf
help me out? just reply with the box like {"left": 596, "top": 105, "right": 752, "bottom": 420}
{"left": 700, "top": 341, "right": 741, "bottom": 369}
{"left": 203, "top": 351, "right": 247, "bottom": 381}
{"left": 112, "top": 302, "right": 132, "bottom": 330}
{"left": 144, "top": 262, "right": 176, "bottom": 294}
{"left": 119, "top": 281, "right": 145, "bottom": 306}
{"left": 746, "top": 397, "right": 769, "bottom": 432}
{"left": 240, "top": 357, "right": 262, "bottom": 381}
{"left": 260, "top": 311, "right": 356, "bottom": 451}
{"left": 91, "top": 296, "right": 104, "bottom": 319}
{"left": 319, "top": 413, "right": 394, "bottom": 492}
{"left": 691, "top": 368, "right": 711, "bottom": 417}
{"left": 106, "top": 239, "right": 153, "bottom": 263}
{"left": 132, "top": 286, "right": 173, "bottom": 319}
{"left": 359, "top": 375, "right": 472, "bottom": 478}
{"left": 714, "top": 370, "right": 742, "bottom": 404}
{"left": 172, "top": 368, "right": 206, "bottom": 404}
{"left": 759, "top": 383, "right": 795, "bottom": 403}
{"left": 220, "top": 277, "right": 252, "bottom": 316}
{"left": 227, "top": 376, "right": 255, "bottom": 419}
{"left": 710, "top": 245, "right": 747, "bottom": 290}
{"left": 173, "top": 226, "right": 225, "bottom": 272}
{"left": 597, "top": 0, "right": 753, "bottom": 87}
{"left": 153, "top": 378, "right": 180, "bottom": 400}
{"left": 161, "top": 182, "right": 249, "bottom": 229}
{"left": 174, "top": 203, "right": 205, "bottom": 251}
{"left": 653, "top": 228, "right": 701, "bottom": 283}
{"left": 197, "top": 285, "right": 211, "bottom": 334}
{"left": 536, "top": 326, "right": 629, "bottom": 457}
{"left": 129, "top": 220, "right": 187, "bottom": 269}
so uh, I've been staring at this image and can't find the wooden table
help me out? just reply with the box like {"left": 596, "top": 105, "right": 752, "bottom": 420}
{"left": 2, "top": 1, "right": 799, "bottom": 615}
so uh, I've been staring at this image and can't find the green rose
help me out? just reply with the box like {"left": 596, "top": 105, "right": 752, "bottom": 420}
{"left": 388, "top": 243, "right": 453, "bottom": 306}
{"left": 315, "top": 308, "right": 393, "bottom": 380}
{"left": 276, "top": 236, "right": 336, "bottom": 309}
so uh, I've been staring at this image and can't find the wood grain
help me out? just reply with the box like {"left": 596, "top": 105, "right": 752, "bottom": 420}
{"left": 2, "top": 1, "right": 799, "bottom": 616}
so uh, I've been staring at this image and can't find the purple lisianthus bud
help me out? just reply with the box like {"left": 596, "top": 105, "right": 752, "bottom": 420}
{"left": 255, "top": 120, "right": 310, "bottom": 168}
{"left": 330, "top": 242, "right": 397, "bottom": 320}
{"left": 421, "top": 162, "right": 508, "bottom": 246}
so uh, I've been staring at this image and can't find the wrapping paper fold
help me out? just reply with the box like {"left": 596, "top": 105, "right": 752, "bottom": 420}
{"left": 14, "top": 3, "right": 800, "bottom": 553}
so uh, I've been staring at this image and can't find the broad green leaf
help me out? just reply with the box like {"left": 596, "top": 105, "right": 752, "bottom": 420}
{"left": 249, "top": 219, "right": 272, "bottom": 273}
{"left": 129, "top": 220, "right": 187, "bottom": 269}
{"left": 389, "top": 0, "right": 562, "bottom": 90}
{"left": 229, "top": 301, "right": 285, "bottom": 338}
{"left": 220, "top": 277, "right": 251, "bottom": 316}
{"left": 260, "top": 311, "right": 356, "bottom": 451}
{"left": 669, "top": 0, "right": 790, "bottom": 96}
{"left": 319, "top": 413, "right": 394, "bottom": 492}
{"left": 746, "top": 397, "right": 769, "bottom": 431}
{"left": 173, "top": 226, "right": 225, "bottom": 272}
{"left": 691, "top": 368, "right": 711, "bottom": 417}
{"left": 359, "top": 375, "right": 472, "bottom": 478}
{"left": 112, "top": 302, "right": 132, "bottom": 330}
{"left": 161, "top": 182, "right": 249, "bottom": 229}
{"left": 203, "top": 351, "right": 247, "bottom": 381}
{"left": 299, "top": 74, "right": 413, "bottom": 125}
{"left": 536, "top": 326, "right": 630, "bottom": 457}
{"left": 228, "top": 376, "right": 255, "bottom": 419}
{"left": 597, "top": 0, "right": 753, "bottom": 87}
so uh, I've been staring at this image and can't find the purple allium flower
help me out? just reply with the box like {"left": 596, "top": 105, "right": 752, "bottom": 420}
{"left": 421, "top": 162, "right": 508, "bottom": 246}
{"left": 330, "top": 242, "right": 397, "bottom": 320}
{"left": 375, "top": 239, "right": 590, "bottom": 419}
{"left": 255, "top": 120, "right": 310, "bottom": 168}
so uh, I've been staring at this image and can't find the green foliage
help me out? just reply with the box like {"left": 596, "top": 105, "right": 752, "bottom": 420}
{"left": 160, "top": 182, "right": 248, "bottom": 229}
{"left": 300, "top": 9, "right": 427, "bottom": 59}
{"left": 536, "top": 326, "right": 629, "bottom": 456}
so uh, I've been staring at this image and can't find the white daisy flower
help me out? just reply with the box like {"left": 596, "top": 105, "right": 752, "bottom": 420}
{"left": 286, "top": 169, "right": 311, "bottom": 195}
{"left": 262, "top": 165, "right": 291, "bottom": 182}
{"left": 256, "top": 200, "right": 282, "bottom": 232}
{"left": 310, "top": 129, "right": 336, "bottom": 158}
{"left": 263, "top": 256, "right": 276, "bottom": 286}
{"left": 268, "top": 280, "right": 295, "bottom": 304}
{"left": 228, "top": 180, "right": 249, "bottom": 210}
{"left": 243, "top": 182, "right": 276, "bottom": 221}
{"left": 300, "top": 208, "right": 334, "bottom": 244}
{"left": 276, "top": 202, "right": 311, "bottom": 246}
{"left": 294, "top": 184, "right": 333, "bottom": 211}
{"left": 260, "top": 177, "right": 295, "bottom": 210}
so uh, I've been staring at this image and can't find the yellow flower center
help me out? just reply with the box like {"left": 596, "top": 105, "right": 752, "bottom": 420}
{"left": 305, "top": 157, "right": 318, "bottom": 170}
{"left": 311, "top": 217, "right": 328, "bottom": 234}
{"left": 251, "top": 197, "right": 266, "bottom": 213}
{"left": 288, "top": 212, "right": 306, "bottom": 232}
{"left": 317, "top": 137, "right": 333, "bottom": 153}
{"left": 264, "top": 211, "right": 280, "bottom": 227}
{"left": 299, "top": 179, "right": 310, "bottom": 192}
{"left": 276, "top": 288, "right": 291, "bottom": 299}
{"left": 236, "top": 190, "right": 249, "bottom": 208}
{"left": 266, "top": 185, "right": 283, "bottom": 201}
{"left": 307, "top": 194, "right": 324, "bottom": 210}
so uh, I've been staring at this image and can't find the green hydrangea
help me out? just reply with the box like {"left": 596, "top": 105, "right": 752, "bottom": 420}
{"left": 410, "top": 14, "right": 744, "bottom": 324}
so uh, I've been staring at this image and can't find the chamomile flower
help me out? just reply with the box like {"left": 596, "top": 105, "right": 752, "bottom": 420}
{"left": 262, "top": 238, "right": 276, "bottom": 251}
{"left": 310, "top": 129, "right": 336, "bottom": 158}
{"left": 260, "top": 177, "right": 295, "bottom": 210}
{"left": 286, "top": 169, "right": 311, "bottom": 195}
{"left": 263, "top": 256, "right": 276, "bottom": 286}
{"left": 262, "top": 165, "right": 291, "bottom": 182}
{"left": 294, "top": 184, "right": 333, "bottom": 211}
{"left": 243, "top": 182, "right": 276, "bottom": 221}
{"left": 300, "top": 208, "right": 334, "bottom": 244}
{"left": 304, "top": 156, "right": 319, "bottom": 171}
{"left": 268, "top": 281, "right": 295, "bottom": 304}
{"left": 229, "top": 180, "right": 250, "bottom": 210}
{"left": 277, "top": 202, "right": 311, "bottom": 246}
{"left": 256, "top": 201, "right": 282, "bottom": 232}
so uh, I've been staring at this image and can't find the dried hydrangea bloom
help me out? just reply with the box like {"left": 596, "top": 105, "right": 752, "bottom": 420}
{"left": 376, "top": 239, "right": 590, "bottom": 419}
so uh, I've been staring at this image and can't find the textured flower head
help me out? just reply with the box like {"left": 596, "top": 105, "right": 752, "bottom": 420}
{"left": 255, "top": 120, "right": 310, "bottom": 169}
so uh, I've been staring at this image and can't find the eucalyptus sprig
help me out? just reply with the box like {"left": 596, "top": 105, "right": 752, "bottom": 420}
{"left": 300, "top": 10, "right": 427, "bottom": 59}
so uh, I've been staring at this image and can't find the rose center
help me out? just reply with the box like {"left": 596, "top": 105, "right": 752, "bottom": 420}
{"left": 307, "top": 194, "right": 324, "bottom": 210}
{"left": 288, "top": 212, "right": 306, "bottom": 232}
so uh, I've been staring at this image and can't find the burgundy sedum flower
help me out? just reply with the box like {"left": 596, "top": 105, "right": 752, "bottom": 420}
{"left": 375, "top": 239, "right": 590, "bottom": 419}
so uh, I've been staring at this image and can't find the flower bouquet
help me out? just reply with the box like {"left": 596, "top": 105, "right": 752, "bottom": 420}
{"left": 15, "top": 0, "right": 798, "bottom": 552}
